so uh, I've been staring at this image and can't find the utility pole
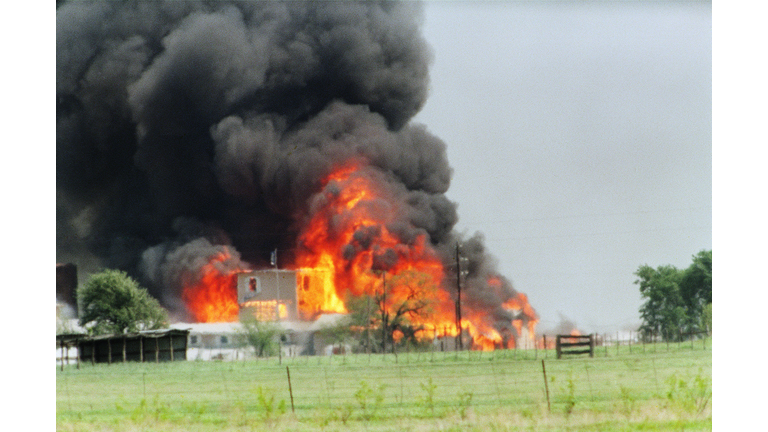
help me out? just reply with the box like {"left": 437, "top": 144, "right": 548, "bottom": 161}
{"left": 366, "top": 292, "right": 371, "bottom": 356}
{"left": 381, "top": 271, "right": 388, "bottom": 354}
{"left": 272, "top": 249, "right": 280, "bottom": 321}
{"left": 455, "top": 242, "right": 463, "bottom": 350}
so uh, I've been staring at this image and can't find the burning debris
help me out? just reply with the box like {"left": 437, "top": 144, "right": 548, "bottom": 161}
{"left": 57, "top": 1, "right": 537, "bottom": 349}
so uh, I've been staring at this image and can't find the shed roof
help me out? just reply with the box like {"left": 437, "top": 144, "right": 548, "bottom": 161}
{"left": 66, "top": 328, "right": 190, "bottom": 343}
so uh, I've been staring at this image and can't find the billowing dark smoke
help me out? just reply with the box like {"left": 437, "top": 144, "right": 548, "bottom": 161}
{"left": 57, "top": 0, "right": 536, "bottom": 331}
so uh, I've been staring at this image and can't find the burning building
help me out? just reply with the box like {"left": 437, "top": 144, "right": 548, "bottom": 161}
{"left": 237, "top": 269, "right": 301, "bottom": 322}
{"left": 56, "top": 1, "right": 538, "bottom": 350}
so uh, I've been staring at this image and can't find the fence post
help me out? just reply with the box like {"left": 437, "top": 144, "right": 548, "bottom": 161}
{"left": 541, "top": 359, "right": 551, "bottom": 412}
{"left": 491, "top": 360, "right": 502, "bottom": 401}
{"left": 584, "top": 362, "right": 594, "bottom": 401}
{"left": 286, "top": 366, "right": 295, "bottom": 414}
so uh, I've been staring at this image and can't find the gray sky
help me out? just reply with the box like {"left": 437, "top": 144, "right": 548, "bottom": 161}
{"left": 412, "top": 1, "right": 712, "bottom": 333}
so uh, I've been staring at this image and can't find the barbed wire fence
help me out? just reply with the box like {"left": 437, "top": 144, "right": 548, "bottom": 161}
{"left": 56, "top": 333, "right": 711, "bottom": 424}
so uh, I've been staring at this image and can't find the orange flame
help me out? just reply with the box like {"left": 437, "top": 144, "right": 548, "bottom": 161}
{"left": 181, "top": 249, "right": 240, "bottom": 322}
{"left": 293, "top": 161, "right": 450, "bottom": 326}
{"left": 296, "top": 264, "right": 347, "bottom": 318}
{"left": 463, "top": 319, "right": 502, "bottom": 351}
{"left": 241, "top": 300, "right": 288, "bottom": 321}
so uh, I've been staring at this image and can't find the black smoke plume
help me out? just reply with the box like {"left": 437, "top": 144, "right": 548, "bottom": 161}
{"left": 57, "top": 0, "right": 536, "bottom": 335}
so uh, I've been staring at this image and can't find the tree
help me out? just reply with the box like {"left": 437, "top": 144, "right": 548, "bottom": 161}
{"left": 237, "top": 317, "right": 284, "bottom": 357}
{"left": 382, "top": 270, "right": 439, "bottom": 349}
{"left": 636, "top": 250, "right": 712, "bottom": 340}
{"left": 344, "top": 293, "right": 380, "bottom": 353}
{"left": 315, "top": 315, "right": 355, "bottom": 354}
{"left": 347, "top": 270, "right": 439, "bottom": 353}
{"left": 636, "top": 264, "right": 685, "bottom": 340}
{"left": 78, "top": 269, "right": 168, "bottom": 335}
{"left": 679, "top": 250, "right": 712, "bottom": 332}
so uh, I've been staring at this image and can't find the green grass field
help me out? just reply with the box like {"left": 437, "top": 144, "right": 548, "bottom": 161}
{"left": 57, "top": 340, "right": 711, "bottom": 431}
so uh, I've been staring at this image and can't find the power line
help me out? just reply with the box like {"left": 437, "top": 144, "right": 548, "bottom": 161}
{"left": 456, "top": 205, "right": 711, "bottom": 227}
{"left": 482, "top": 225, "right": 710, "bottom": 242}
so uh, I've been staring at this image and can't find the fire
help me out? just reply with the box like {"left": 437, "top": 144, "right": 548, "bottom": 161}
{"left": 503, "top": 292, "right": 538, "bottom": 323}
{"left": 293, "top": 161, "right": 449, "bottom": 324}
{"left": 296, "top": 264, "right": 347, "bottom": 317}
{"left": 180, "top": 161, "right": 539, "bottom": 351}
{"left": 463, "top": 319, "right": 502, "bottom": 351}
{"left": 181, "top": 249, "right": 240, "bottom": 322}
{"left": 241, "top": 300, "right": 288, "bottom": 321}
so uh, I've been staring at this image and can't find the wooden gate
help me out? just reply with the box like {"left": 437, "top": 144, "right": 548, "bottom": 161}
{"left": 556, "top": 334, "right": 594, "bottom": 359}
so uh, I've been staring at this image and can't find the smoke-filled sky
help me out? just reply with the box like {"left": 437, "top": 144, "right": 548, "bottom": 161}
{"left": 412, "top": 1, "right": 711, "bottom": 333}
{"left": 55, "top": 0, "right": 542, "bottom": 335}
{"left": 53, "top": 0, "right": 711, "bottom": 335}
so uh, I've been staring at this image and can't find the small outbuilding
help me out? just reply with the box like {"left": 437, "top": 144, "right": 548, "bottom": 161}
{"left": 76, "top": 329, "right": 190, "bottom": 364}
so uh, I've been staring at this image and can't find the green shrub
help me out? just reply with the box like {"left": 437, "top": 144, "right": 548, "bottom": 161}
{"left": 354, "top": 380, "right": 386, "bottom": 420}
{"left": 420, "top": 376, "right": 438, "bottom": 416}
{"left": 254, "top": 386, "right": 285, "bottom": 421}
{"left": 665, "top": 370, "right": 711, "bottom": 414}
{"left": 458, "top": 391, "right": 473, "bottom": 419}
{"left": 619, "top": 386, "right": 636, "bottom": 418}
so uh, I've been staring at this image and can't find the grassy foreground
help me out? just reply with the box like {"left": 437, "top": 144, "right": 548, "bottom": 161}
{"left": 57, "top": 341, "right": 711, "bottom": 431}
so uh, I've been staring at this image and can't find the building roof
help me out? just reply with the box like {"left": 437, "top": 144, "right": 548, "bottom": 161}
{"left": 169, "top": 322, "right": 243, "bottom": 334}
{"left": 168, "top": 313, "right": 351, "bottom": 334}
{"left": 58, "top": 328, "right": 190, "bottom": 343}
